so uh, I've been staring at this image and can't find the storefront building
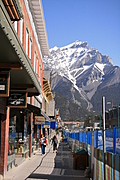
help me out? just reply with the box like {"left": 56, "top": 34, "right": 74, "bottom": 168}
{"left": 0, "top": 0, "right": 49, "bottom": 177}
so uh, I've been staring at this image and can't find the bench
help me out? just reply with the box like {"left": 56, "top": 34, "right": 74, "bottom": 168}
{"left": 7, "top": 158, "right": 15, "bottom": 171}
{"left": 22, "top": 150, "right": 29, "bottom": 158}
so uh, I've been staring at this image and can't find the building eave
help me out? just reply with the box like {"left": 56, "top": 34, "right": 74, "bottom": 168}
{"left": 28, "top": 0, "right": 49, "bottom": 56}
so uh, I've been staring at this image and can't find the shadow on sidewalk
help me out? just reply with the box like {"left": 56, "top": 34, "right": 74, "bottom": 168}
{"left": 26, "top": 141, "right": 89, "bottom": 180}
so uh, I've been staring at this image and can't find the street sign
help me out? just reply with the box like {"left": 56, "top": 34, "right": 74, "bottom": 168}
{"left": 0, "top": 72, "right": 10, "bottom": 97}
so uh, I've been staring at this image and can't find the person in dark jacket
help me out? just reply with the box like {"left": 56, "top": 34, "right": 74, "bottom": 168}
{"left": 43, "top": 136, "right": 47, "bottom": 154}
{"left": 52, "top": 135, "right": 58, "bottom": 153}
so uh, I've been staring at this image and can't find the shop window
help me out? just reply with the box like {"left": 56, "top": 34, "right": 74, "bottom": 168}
{"left": 34, "top": 52, "right": 36, "bottom": 71}
{"left": 29, "top": 38, "right": 32, "bottom": 59}
{"left": 33, "top": 97, "right": 35, "bottom": 106}
{"left": 36, "top": 57, "right": 38, "bottom": 74}
{"left": 20, "top": 19, "right": 23, "bottom": 43}
{"left": 8, "top": 111, "right": 29, "bottom": 161}
{"left": 36, "top": 125, "right": 39, "bottom": 150}
{"left": 8, "top": 116, "right": 16, "bottom": 166}
{"left": 27, "top": 97, "right": 30, "bottom": 104}
{"left": 14, "top": 21, "right": 17, "bottom": 32}
{"left": 26, "top": 29, "right": 28, "bottom": 55}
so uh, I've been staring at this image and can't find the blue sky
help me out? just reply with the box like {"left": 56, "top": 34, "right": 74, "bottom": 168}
{"left": 42, "top": 0, "right": 120, "bottom": 66}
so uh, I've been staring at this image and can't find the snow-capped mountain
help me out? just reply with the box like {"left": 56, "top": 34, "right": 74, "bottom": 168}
{"left": 43, "top": 40, "right": 120, "bottom": 119}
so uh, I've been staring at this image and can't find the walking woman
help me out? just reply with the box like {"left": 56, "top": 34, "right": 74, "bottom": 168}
{"left": 43, "top": 136, "right": 47, "bottom": 154}
{"left": 52, "top": 135, "right": 58, "bottom": 153}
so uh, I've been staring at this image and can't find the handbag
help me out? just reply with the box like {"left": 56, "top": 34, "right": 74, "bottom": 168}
{"left": 43, "top": 143, "right": 46, "bottom": 147}
{"left": 43, "top": 139, "right": 46, "bottom": 147}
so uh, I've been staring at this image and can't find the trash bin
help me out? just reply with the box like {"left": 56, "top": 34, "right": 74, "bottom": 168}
{"left": 73, "top": 148, "right": 88, "bottom": 170}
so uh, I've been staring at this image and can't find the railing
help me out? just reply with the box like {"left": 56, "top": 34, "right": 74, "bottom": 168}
{"left": 63, "top": 126, "right": 120, "bottom": 154}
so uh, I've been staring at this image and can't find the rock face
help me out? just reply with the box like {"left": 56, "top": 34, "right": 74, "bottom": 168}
{"left": 43, "top": 40, "right": 120, "bottom": 120}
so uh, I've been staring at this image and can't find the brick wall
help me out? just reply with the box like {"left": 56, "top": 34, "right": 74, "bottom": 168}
{"left": 0, "top": 107, "right": 10, "bottom": 176}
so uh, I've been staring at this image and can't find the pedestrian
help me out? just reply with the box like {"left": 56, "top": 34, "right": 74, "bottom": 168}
{"left": 40, "top": 134, "right": 45, "bottom": 155}
{"left": 52, "top": 135, "right": 58, "bottom": 153}
{"left": 43, "top": 136, "right": 47, "bottom": 154}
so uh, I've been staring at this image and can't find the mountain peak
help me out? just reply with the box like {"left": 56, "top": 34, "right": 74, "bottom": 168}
{"left": 50, "top": 46, "right": 58, "bottom": 52}
{"left": 44, "top": 40, "right": 113, "bottom": 72}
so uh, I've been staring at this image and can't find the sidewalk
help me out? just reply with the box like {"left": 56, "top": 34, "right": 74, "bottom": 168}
{"left": 4, "top": 135, "right": 89, "bottom": 180}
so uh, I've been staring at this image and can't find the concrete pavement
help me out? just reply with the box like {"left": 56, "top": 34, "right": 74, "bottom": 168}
{"left": 3, "top": 134, "right": 89, "bottom": 180}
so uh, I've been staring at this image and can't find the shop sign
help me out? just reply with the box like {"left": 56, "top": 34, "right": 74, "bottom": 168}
{"left": 44, "top": 125, "right": 50, "bottom": 129}
{"left": 0, "top": 72, "right": 10, "bottom": 97}
{"left": 34, "top": 116, "right": 45, "bottom": 125}
{"left": 7, "top": 92, "right": 27, "bottom": 108}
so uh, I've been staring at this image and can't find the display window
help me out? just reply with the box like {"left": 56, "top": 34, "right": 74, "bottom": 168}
{"left": 9, "top": 112, "right": 29, "bottom": 159}
{"left": 8, "top": 116, "right": 15, "bottom": 165}
{"left": 36, "top": 125, "right": 39, "bottom": 150}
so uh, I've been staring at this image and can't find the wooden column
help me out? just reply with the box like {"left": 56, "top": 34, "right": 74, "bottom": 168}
{"left": 29, "top": 112, "right": 33, "bottom": 157}
{"left": 34, "top": 124, "right": 37, "bottom": 140}
{"left": 0, "top": 106, "right": 10, "bottom": 177}
{"left": 39, "top": 125, "right": 41, "bottom": 148}
{"left": 27, "top": 112, "right": 29, "bottom": 135}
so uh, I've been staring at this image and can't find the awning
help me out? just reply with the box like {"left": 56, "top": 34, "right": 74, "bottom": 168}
{"left": 43, "top": 79, "right": 53, "bottom": 103}
{"left": 26, "top": 104, "right": 41, "bottom": 115}
{"left": 0, "top": 1, "right": 41, "bottom": 96}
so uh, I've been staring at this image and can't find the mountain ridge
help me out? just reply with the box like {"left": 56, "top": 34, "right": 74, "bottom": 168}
{"left": 43, "top": 40, "right": 120, "bottom": 120}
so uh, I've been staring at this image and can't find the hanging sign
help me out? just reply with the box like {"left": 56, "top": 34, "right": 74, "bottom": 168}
{"left": 0, "top": 72, "right": 10, "bottom": 97}
{"left": 44, "top": 125, "right": 50, "bottom": 129}
{"left": 34, "top": 116, "right": 45, "bottom": 125}
{"left": 7, "top": 92, "right": 27, "bottom": 108}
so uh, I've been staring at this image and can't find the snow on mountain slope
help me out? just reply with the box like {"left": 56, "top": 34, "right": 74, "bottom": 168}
{"left": 43, "top": 40, "right": 113, "bottom": 111}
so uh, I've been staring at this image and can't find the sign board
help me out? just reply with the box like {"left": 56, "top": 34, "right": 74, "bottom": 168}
{"left": 0, "top": 72, "right": 10, "bottom": 97}
{"left": 98, "top": 130, "right": 103, "bottom": 150}
{"left": 34, "top": 116, "right": 45, "bottom": 125}
{"left": 44, "top": 125, "right": 50, "bottom": 129}
{"left": 7, "top": 92, "right": 27, "bottom": 108}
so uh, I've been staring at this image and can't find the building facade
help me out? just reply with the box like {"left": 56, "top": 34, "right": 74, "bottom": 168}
{"left": 0, "top": 0, "right": 49, "bottom": 177}
{"left": 106, "top": 106, "right": 120, "bottom": 128}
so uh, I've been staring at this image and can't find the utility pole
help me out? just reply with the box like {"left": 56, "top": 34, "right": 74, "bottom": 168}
{"left": 102, "top": 96, "right": 106, "bottom": 180}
